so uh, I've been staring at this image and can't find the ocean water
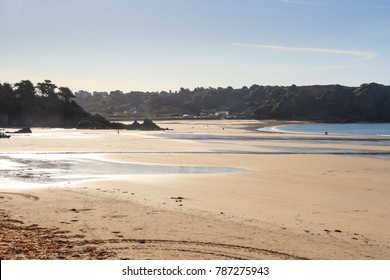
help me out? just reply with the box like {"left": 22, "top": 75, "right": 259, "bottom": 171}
{"left": 262, "top": 123, "right": 390, "bottom": 136}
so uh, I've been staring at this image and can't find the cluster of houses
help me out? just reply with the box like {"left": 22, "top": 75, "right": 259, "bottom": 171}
{"left": 74, "top": 90, "right": 232, "bottom": 119}
{"left": 183, "top": 109, "right": 230, "bottom": 119}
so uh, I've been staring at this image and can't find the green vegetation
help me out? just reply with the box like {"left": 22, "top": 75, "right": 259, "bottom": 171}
{"left": 0, "top": 80, "right": 91, "bottom": 127}
{"left": 75, "top": 83, "right": 390, "bottom": 122}
{"left": 0, "top": 80, "right": 164, "bottom": 130}
{"left": 2, "top": 80, "right": 390, "bottom": 128}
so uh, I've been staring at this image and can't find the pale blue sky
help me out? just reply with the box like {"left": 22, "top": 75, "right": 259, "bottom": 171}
{"left": 1, "top": 0, "right": 389, "bottom": 92}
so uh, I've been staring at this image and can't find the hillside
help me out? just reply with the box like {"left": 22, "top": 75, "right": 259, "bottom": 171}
{"left": 2, "top": 80, "right": 390, "bottom": 126}
{"left": 75, "top": 83, "right": 390, "bottom": 122}
{"left": 0, "top": 80, "right": 164, "bottom": 130}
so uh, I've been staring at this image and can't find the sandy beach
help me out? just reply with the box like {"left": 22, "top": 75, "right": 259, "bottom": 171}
{"left": 1, "top": 119, "right": 390, "bottom": 259}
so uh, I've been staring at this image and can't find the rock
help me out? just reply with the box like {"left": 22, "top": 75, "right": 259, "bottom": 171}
{"left": 127, "top": 120, "right": 142, "bottom": 130}
{"left": 16, "top": 127, "right": 32, "bottom": 133}
{"left": 76, "top": 115, "right": 111, "bottom": 129}
{"left": 142, "top": 119, "right": 161, "bottom": 130}
{"left": 76, "top": 116, "right": 166, "bottom": 131}
{"left": 6, "top": 127, "right": 32, "bottom": 133}
{"left": 127, "top": 119, "right": 165, "bottom": 130}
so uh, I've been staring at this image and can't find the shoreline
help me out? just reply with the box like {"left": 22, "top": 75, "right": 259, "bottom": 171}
{"left": 1, "top": 119, "right": 390, "bottom": 259}
{"left": 259, "top": 122, "right": 390, "bottom": 137}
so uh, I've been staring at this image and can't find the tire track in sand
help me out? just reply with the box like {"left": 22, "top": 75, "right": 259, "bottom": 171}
{"left": 0, "top": 192, "right": 40, "bottom": 202}
{"left": 76, "top": 238, "right": 307, "bottom": 260}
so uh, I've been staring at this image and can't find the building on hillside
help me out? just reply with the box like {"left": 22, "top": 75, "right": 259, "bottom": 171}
{"left": 200, "top": 109, "right": 216, "bottom": 117}
{"left": 215, "top": 111, "right": 229, "bottom": 117}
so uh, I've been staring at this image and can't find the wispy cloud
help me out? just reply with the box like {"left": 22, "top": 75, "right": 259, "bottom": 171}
{"left": 232, "top": 43, "right": 377, "bottom": 63}
{"left": 373, "top": 5, "right": 390, "bottom": 9}
{"left": 279, "top": 0, "right": 328, "bottom": 5}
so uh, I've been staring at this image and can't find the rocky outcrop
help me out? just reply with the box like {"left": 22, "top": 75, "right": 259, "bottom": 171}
{"left": 76, "top": 115, "right": 112, "bottom": 129}
{"left": 76, "top": 116, "right": 165, "bottom": 130}
{"left": 6, "top": 127, "right": 33, "bottom": 134}
{"left": 127, "top": 119, "right": 165, "bottom": 130}
{"left": 1, "top": 80, "right": 169, "bottom": 130}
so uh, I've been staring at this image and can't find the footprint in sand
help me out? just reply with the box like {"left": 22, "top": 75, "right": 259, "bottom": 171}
{"left": 112, "top": 231, "right": 124, "bottom": 238}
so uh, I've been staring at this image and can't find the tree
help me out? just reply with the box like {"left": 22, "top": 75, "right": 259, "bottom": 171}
{"left": 14, "top": 80, "right": 36, "bottom": 102}
{"left": 36, "top": 80, "right": 57, "bottom": 97}
{"left": 13, "top": 80, "right": 36, "bottom": 119}
{"left": 58, "top": 87, "right": 75, "bottom": 100}
{"left": 0, "top": 82, "right": 16, "bottom": 115}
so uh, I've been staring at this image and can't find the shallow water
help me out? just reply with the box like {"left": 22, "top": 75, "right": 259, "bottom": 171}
{"left": 0, "top": 153, "right": 244, "bottom": 189}
{"left": 261, "top": 123, "right": 390, "bottom": 136}
{"left": 257, "top": 146, "right": 390, "bottom": 159}
{"left": 153, "top": 132, "right": 390, "bottom": 148}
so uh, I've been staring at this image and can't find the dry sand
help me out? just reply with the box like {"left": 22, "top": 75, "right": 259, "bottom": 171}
{"left": 1, "top": 119, "right": 389, "bottom": 259}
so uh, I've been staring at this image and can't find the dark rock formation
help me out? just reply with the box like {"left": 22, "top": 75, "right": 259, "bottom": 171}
{"left": 127, "top": 120, "right": 142, "bottom": 130}
{"left": 126, "top": 119, "right": 165, "bottom": 130}
{"left": 14, "top": 127, "right": 32, "bottom": 133}
{"left": 127, "top": 119, "right": 164, "bottom": 130}
{"left": 76, "top": 116, "right": 165, "bottom": 130}
{"left": 0, "top": 80, "right": 169, "bottom": 130}
{"left": 76, "top": 115, "right": 112, "bottom": 129}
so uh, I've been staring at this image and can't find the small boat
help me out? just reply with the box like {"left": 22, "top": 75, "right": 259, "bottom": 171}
{"left": 0, "top": 132, "right": 11, "bottom": 138}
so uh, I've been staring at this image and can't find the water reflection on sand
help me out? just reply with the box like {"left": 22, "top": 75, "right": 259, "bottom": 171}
{"left": 0, "top": 153, "right": 244, "bottom": 188}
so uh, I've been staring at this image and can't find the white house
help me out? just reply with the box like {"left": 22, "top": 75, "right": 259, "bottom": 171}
{"left": 215, "top": 111, "right": 229, "bottom": 117}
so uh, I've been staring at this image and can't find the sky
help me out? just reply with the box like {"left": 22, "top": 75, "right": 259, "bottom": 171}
{"left": 1, "top": 0, "right": 390, "bottom": 93}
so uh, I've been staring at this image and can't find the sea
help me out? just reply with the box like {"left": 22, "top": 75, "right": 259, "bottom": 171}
{"left": 260, "top": 122, "right": 390, "bottom": 137}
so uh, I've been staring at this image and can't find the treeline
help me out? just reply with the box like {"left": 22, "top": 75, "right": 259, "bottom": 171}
{"left": 0, "top": 80, "right": 92, "bottom": 127}
{"left": 0, "top": 80, "right": 166, "bottom": 129}
{"left": 2, "top": 80, "right": 390, "bottom": 126}
{"left": 75, "top": 83, "right": 390, "bottom": 121}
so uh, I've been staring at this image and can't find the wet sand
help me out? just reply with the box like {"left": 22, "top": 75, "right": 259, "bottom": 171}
{"left": 1, "top": 120, "right": 390, "bottom": 259}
